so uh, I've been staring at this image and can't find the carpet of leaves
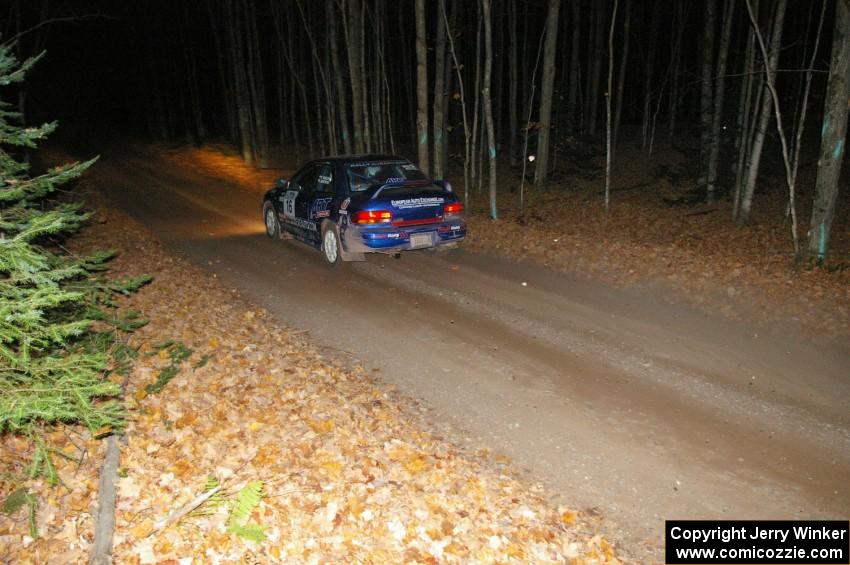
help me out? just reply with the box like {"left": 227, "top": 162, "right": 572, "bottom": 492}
{"left": 1, "top": 188, "right": 621, "bottom": 563}
{"left": 155, "top": 142, "right": 849, "bottom": 339}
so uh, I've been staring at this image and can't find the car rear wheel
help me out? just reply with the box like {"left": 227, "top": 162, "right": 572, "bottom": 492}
{"left": 322, "top": 222, "right": 341, "bottom": 265}
{"left": 263, "top": 203, "right": 280, "bottom": 239}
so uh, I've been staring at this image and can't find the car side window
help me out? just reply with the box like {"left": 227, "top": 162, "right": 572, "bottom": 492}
{"left": 292, "top": 165, "right": 319, "bottom": 193}
{"left": 315, "top": 164, "right": 334, "bottom": 194}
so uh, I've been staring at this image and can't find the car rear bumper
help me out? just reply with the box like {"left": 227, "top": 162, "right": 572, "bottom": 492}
{"left": 343, "top": 221, "right": 466, "bottom": 253}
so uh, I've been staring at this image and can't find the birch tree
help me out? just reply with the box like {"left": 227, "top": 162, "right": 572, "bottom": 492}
{"left": 612, "top": 0, "right": 630, "bottom": 161}
{"left": 736, "top": 0, "right": 787, "bottom": 224}
{"left": 481, "top": 0, "right": 498, "bottom": 219}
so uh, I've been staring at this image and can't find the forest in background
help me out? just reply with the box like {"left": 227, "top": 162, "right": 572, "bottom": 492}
{"left": 6, "top": 0, "right": 849, "bottom": 263}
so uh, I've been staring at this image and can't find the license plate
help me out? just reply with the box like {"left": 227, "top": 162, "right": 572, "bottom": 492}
{"left": 409, "top": 232, "right": 433, "bottom": 249}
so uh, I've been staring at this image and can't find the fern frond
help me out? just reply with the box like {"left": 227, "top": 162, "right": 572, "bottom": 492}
{"left": 188, "top": 475, "right": 226, "bottom": 518}
{"left": 226, "top": 481, "right": 265, "bottom": 542}
{"left": 228, "top": 481, "right": 263, "bottom": 525}
{"left": 228, "top": 523, "right": 266, "bottom": 543}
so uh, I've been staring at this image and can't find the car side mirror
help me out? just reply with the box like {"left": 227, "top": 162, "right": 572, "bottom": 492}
{"left": 275, "top": 178, "right": 289, "bottom": 190}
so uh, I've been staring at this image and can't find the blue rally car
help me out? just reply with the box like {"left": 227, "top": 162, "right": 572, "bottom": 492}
{"left": 262, "top": 155, "right": 466, "bottom": 264}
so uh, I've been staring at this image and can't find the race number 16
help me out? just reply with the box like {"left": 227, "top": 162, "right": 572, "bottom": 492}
{"left": 283, "top": 190, "right": 297, "bottom": 219}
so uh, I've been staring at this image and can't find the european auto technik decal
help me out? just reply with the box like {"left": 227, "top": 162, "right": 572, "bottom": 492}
{"left": 390, "top": 197, "right": 445, "bottom": 209}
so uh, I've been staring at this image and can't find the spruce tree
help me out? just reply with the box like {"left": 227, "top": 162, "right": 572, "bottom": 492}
{"left": 0, "top": 45, "right": 148, "bottom": 483}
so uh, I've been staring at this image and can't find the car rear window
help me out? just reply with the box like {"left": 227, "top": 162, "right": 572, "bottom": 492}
{"left": 346, "top": 161, "right": 428, "bottom": 192}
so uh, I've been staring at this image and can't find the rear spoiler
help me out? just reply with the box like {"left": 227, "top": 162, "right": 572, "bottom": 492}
{"left": 371, "top": 179, "right": 450, "bottom": 199}
{"left": 371, "top": 179, "right": 409, "bottom": 199}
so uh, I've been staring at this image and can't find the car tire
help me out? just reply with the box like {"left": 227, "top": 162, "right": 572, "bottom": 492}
{"left": 263, "top": 202, "right": 280, "bottom": 239}
{"left": 322, "top": 222, "right": 342, "bottom": 265}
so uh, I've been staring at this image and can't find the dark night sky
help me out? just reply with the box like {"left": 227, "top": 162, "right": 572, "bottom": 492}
{"left": 27, "top": 7, "right": 140, "bottom": 125}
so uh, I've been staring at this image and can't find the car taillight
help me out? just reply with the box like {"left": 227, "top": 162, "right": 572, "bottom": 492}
{"left": 443, "top": 202, "right": 463, "bottom": 215}
{"left": 353, "top": 210, "right": 393, "bottom": 224}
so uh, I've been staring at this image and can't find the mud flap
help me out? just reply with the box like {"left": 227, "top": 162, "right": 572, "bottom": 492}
{"left": 332, "top": 221, "right": 365, "bottom": 262}
{"left": 339, "top": 245, "right": 365, "bottom": 262}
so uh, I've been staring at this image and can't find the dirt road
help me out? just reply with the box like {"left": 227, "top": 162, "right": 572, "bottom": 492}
{"left": 95, "top": 149, "right": 850, "bottom": 561}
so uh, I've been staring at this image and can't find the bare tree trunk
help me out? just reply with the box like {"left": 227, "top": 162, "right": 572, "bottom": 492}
{"left": 789, "top": 0, "right": 826, "bottom": 200}
{"left": 414, "top": 0, "right": 430, "bottom": 174}
{"left": 588, "top": 0, "right": 606, "bottom": 136}
{"left": 433, "top": 0, "right": 448, "bottom": 179}
{"left": 807, "top": 0, "right": 850, "bottom": 262}
{"left": 508, "top": 0, "right": 519, "bottom": 167}
{"left": 245, "top": 0, "right": 268, "bottom": 166}
{"left": 344, "top": 0, "right": 365, "bottom": 153}
{"left": 667, "top": 2, "right": 686, "bottom": 143}
{"left": 732, "top": 0, "right": 758, "bottom": 216}
{"left": 380, "top": 0, "right": 396, "bottom": 154}
{"left": 400, "top": 4, "right": 416, "bottom": 142}
{"left": 328, "top": 0, "right": 352, "bottom": 154}
{"left": 441, "top": 0, "right": 457, "bottom": 169}
{"left": 640, "top": 0, "right": 661, "bottom": 150}
{"left": 295, "top": 0, "right": 334, "bottom": 155}
{"left": 698, "top": 0, "right": 716, "bottom": 194}
{"left": 567, "top": 0, "right": 581, "bottom": 134}
{"left": 359, "top": 0, "right": 372, "bottom": 153}
{"left": 737, "top": 0, "right": 787, "bottom": 224}
{"left": 534, "top": 0, "right": 562, "bottom": 187}
{"left": 477, "top": 103, "right": 486, "bottom": 195}
{"left": 481, "top": 0, "right": 498, "bottom": 220}
{"left": 442, "top": 0, "right": 472, "bottom": 207}
{"left": 519, "top": 20, "right": 548, "bottom": 211}
{"left": 277, "top": 5, "right": 314, "bottom": 157}
{"left": 521, "top": 0, "right": 531, "bottom": 137}
{"left": 743, "top": 0, "right": 798, "bottom": 253}
{"left": 789, "top": 0, "right": 817, "bottom": 159}
{"left": 470, "top": 3, "right": 483, "bottom": 190}
{"left": 493, "top": 3, "right": 505, "bottom": 156}
{"left": 289, "top": 52, "right": 303, "bottom": 161}
{"left": 312, "top": 59, "right": 326, "bottom": 156}
{"left": 370, "top": 0, "right": 388, "bottom": 152}
{"left": 226, "top": 0, "right": 254, "bottom": 165}
{"left": 612, "top": 0, "right": 630, "bottom": 161}
{"left": 706, "top": 0, "right": 736, "bottom": 200}
{"left": 605, "top": 0, "right": 618, "bottom": 211}
{"left": 325, "top": 31, "right": 339, "bottom": 155}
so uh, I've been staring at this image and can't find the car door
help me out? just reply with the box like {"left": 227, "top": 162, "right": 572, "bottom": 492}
{"left": 301, "top": 163, "right": 336, "bottom": 246}
{"left": 278, "top": 165, "right": 318, "bottom": 241}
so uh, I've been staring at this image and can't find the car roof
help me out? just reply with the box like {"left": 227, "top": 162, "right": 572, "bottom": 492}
{"left": 313, "top": 154, "right": 412, "bottom": 165}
